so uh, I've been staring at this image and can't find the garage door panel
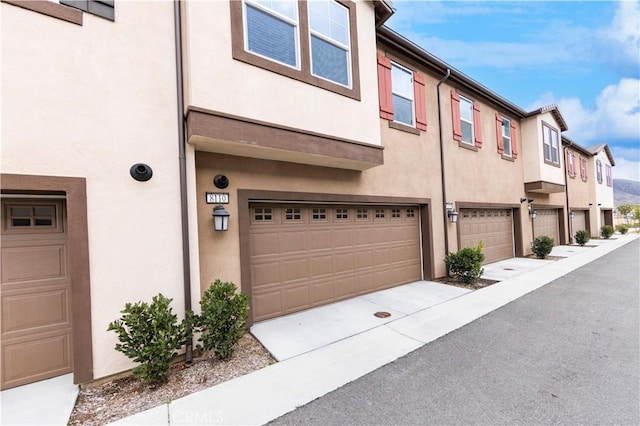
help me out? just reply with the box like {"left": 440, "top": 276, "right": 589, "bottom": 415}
{"left": 334, "top": 277, "right": 356, "bottom": 298}
{"left": 534, "top": 209, "right": 560, "bottom": 244}
{"left": 2, "top": 331, "right": 71, "bottom": 388}
{"left": 250, "top": 232, "right": 280, "bottom": 257}
{"left": 252, "top": 262, "right": 280, "bottom": 287}
{"left": 250, "top": 204, "right": 422, "bottom": 321}
{"left": 2, "top": 287, "right": 70, "bottom": 334}
{"left": 573, "top": 211, "right": 587, "bottom": 233}
{"left": 280, "top": 231, "right": 307, "bottom": 254}
{"left": 1, "top": 243, "right": 66, "bottom": 285}
{"left": 282, "top": 286, "right": 310, "bottom": 311}
{"left": 333, "top": 253, "right": 354, "bottom": 274}
{"left": 311, "top": 282, "right": 334, "bottom": 304}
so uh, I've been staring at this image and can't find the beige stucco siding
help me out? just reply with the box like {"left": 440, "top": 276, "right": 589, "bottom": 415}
{"left": 182, "top": 0, "right": 381, "bottom": 147}
{"left": 589, "top": 151, "right": 615, "bottom": 234}
{"left": 1, "top": 2, "right": 185, "bottom": 379}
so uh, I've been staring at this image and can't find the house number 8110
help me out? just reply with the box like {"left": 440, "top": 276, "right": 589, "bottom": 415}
{"left": 206, "top": 193, "right": 229, "bottom": 204}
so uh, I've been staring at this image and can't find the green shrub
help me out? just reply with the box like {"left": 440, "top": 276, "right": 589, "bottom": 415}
{"left": 574, "top": 230, "right": 590, "bottom": 246}
{"left": 197, "top": 279, "right": 249, "bottom": 360}
{"left": 107, "top": 294, "right": 185, "bottom": 384}
{"left": 444, "top": 242, "right": 485, "bottom": 284}
{"left": 600, "top": 225, "right": 614, "bottom": 239}
{"left": 531, "top": 236, "right": 554, "bottom": 258}
{"left": 616, "top": 224, "right": 629, "bottom": 235}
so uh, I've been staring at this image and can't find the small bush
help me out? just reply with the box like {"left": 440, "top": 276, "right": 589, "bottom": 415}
{"left": 197, "top": 279, "right": 249, "bottom": 360}
{"left": 600, "top": 225, "right": 614, "bottom": 239}
{"left": 616, "top": 224, "right": 629, "bottom": 235}
{"left": 107, "top": 294, "right": 185, "bottom": 384}
{"left": 575, "top": 230, "right": 590, "bottom": 246}
{"left": 531, "top": 236, "right": 554, "bottom": 258}
{"left": 445, "top": 242, "right": 485, "bottom": 284}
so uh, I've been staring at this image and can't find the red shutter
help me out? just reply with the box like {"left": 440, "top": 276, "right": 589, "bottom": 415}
{"left": 377, "top": 54, "right": 393, "bottom": 120}
{"left": 413, "top": 72, "right": 427, "bottom": 131}
{"left": 495, "top": 113, "right": 504, "bottom": 154}
{"left": 473, "top": 101, "right": 482, "bottom": 147}
{"left": 510, "top": 121, "right": 518, "bottom": 158}
{"left": 566, "top": 150, "right": 571, "bottom": 176}
{"left": 451, "top": 90, "right": 462, "bottom": 141}
{"left": 584, "top": 158, "right": 588, "bottom": 180}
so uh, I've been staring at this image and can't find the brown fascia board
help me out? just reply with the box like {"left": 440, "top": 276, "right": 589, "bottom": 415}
{"left": 373, "top": 0, "right": 394, "bottom": 26}
{"left": 587, "top": 143, "right": 616, "bottom": 166}
{"left": 526, "top": 105, "right": 569, "bottom": 131}
{"left": 562, "top": 136, "right": 593, "bottom": 157}
{"left": 376, "top": 26, "right": 527, "bottom": 119}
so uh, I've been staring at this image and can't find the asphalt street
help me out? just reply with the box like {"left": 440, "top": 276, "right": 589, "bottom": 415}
{"left": 270, "top": 239, "right": 640, "bottom": 425}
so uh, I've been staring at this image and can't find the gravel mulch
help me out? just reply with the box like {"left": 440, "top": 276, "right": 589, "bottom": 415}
{"left": 69, "top": 333, "right": 275, "bottom": 425}
{"left": 434, "top": 276, "right": 499, "bottom": 290}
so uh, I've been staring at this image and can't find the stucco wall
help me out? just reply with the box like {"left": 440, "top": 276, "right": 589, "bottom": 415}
{"left": 1, "top": 2, "right": 184, "bottom": 379}
{"left": 589, "top": 150, "right": 615, "bottom": 234}
{"left": 182, "top": 0, "right": 381, "bottom": 146}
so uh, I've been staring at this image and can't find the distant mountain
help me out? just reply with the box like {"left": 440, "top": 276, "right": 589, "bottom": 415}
{"left": 614, "top": 179, "right": 640, "bottom": 207}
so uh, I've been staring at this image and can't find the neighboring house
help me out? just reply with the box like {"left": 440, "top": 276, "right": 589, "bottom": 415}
{"left": 563, "top": 136, "right": 594, "bottom": 239}
{"left": 588, "top": 144, "right": 616, "bottom": 234}
{"left": 1, "top": 0, "right": 614, "bottom": 391}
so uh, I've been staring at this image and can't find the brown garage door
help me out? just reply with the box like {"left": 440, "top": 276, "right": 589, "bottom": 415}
{"left": 572, "top": 211, "right": 587, "bottom": 233}
{"left": 534, "top": 209, "right": 560, "bottom": 245}
{"left": 249, "top": 204, "right": 422, "bottom": 321}
{"left": 1, "top": 199, "right": 72, "bottom": 390}
{"left": 459, "top": 209, "right": 514, "bottom": 264}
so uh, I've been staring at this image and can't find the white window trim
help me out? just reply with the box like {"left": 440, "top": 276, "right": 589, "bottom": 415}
{"left": 502, "top": 116, "right": 512, "bottom": 157}
{"left": 243, "top": 0, "right": 301, "bottom": 71}
{"left": 460, "top": 95, "right": 474, "bottom": 145}
{"left": 542, "top": 123, "right": 559, "bottom": 164}
{"left": 391, "top": 61, "right": 415, "bottom": 127}
{"left": 308, "top": 0, "right": 352, "bottom": 88}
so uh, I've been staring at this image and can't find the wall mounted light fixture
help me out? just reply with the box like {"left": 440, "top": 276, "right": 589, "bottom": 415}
{"left": 528, "top": 204, "right": 537, "bottom": 220}
{"left": 520, "top": 197, "right": 527, "bottom": 203}
{"left": 445, "top": 202, "right": 458, "bottom": 223}
{"left": 212, "top": 205, "right": 230, "bottom": 231}
{"left": 569, "top": 210, "right": 575, "bottom": 218}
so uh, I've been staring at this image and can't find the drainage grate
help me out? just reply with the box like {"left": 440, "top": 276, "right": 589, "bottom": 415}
{"left": 503, "top": 267, "right": 515, "bottom": 271}
{"left": 374, "top": 311, "right": 391, "bottom": 318}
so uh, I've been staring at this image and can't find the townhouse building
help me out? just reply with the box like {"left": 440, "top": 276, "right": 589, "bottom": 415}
{"left": 1, "top": 0, "right": 614, "bottom": 390}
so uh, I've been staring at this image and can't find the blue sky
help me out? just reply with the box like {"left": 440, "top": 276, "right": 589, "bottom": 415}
{"left": 386, "top": 0, "right": 640, "bottom": 181}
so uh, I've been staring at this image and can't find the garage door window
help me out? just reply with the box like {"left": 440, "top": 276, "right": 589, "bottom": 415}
{"left": 356, "top": 208, "right": 368, "bottom": 220}
{"left": 335, "top": 208, "right": 349, "bottom": 220}
{"left": 284, "top": 208, "right": 302, "bottom": 221}
{"left": 5, "top": 203, "right": 60, "bottom": 231}
{"left": 311, "top": 208, "right": 327, "bottom": 221}
{"left": 406, "top": 208, "right": 415, "bottom": 218}
{"left": 253, "top": 207, "right": 273, "bottom": 222}
{"left": 375, "top": 209, "right": 385, "bottom": 219}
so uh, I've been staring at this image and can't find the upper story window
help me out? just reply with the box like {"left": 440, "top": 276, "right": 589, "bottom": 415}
{"left": 391, "top": 62, "right": 415, "bottom": 127}
{"left": 376, "top": 55, "right": 427, "bottom": 132}
{"left": 451, "top": 91, "right": 482, "bottom": 149}
{"left": 542, "top": 122, "right": 559, "bottom": 165}
{"left": 60, "top": 0, "right": 114, "bottom": 21}
{"left": 605, "top": 164, "right": 612, "bottom": 186}
{"left": 308, "top": 0, "right": 350, "bottom": 86}
{"left": 232, "top": 0, "right": 360, "bottom": 100}
{"left": 580, "top": 156, "right": 588, "bottom": 181}
{"left": 495, "top": 114, "right": 518, "bottom": 159}
{"left": 596, "top": 159, "right": 603, "bottom": 184}
{"left": 566, "top": 150, "right": 576, "bottom": 178}
{"left": 244, "top": 1, "right": 299, "bottom": 68}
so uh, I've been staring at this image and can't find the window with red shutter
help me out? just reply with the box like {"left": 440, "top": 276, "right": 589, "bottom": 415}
{"left": 451, "top": 90, "right": 462, "bottom": 141}
{"left": 413, "top": 72, "right": 427, "bottom": 131}
{"left": 377, "top": 54, "right": 393, "bottom": 121}
{"left": 473, "top": 101, "right": 482, "bottom": 147}
{"left": 510, "top": 121, "right": 518, "bottom": 158}
{"left": 495, "top": 113, "right": 504, "bottom": 154}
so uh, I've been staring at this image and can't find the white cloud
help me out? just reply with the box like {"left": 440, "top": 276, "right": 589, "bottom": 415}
{"left": 595, "top": 0, "right": 640, "bottom": 77}
{"left": 528, "top": 78, "right": 640, "bottom": 142}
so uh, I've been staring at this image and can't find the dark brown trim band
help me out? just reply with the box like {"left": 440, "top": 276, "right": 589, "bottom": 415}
{"left": 457, "top": 201, "right": 520, "bottom": 209}
{"left": 237, "top": 189, "right": 434, "bottom": 324}
{"left": 524, "top": 181, "right": 566, "bottom": 194}
{"left": 2, "top": 0, "right": 83, "bottom": 25}
{"left": 1, "top": 173, "right": 93, "bottom": 384}
{"left": 186, "top": 107, "right": 384, "bottom": 170}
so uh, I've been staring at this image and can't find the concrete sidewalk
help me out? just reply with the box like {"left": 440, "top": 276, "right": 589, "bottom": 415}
{"left": 111, "top": 234, "right": 638, "bottom": 425}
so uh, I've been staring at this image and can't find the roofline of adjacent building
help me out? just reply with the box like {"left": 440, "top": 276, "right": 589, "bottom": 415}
{"left": 561, "top": 135, "right": 593, "bottom": 157}
{"left": 588, "top": 143, "right": 616, "bottom": 166}
{"left": 376, "top": 25, "right": 570, "bottom": 131}
{"left": 373, "top": 0, "right": 394, "bottom": 26}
